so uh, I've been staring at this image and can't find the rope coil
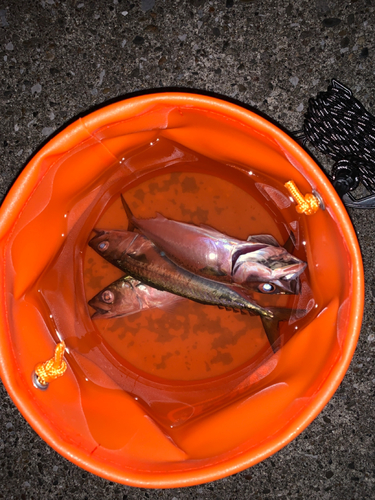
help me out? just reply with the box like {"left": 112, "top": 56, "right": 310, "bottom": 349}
{"left": 285, "top": 181, "right": 322, "bottom": 215}
{"left": 302, "top": 79, "right": 375, "bottom": 196}
{"left": 34, "top": 342, "right": 67, "bottom": 389}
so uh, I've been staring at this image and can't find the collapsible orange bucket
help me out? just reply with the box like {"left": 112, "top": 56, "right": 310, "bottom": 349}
{"left": 0, "top": 93, "right": 364, "bottom": 487}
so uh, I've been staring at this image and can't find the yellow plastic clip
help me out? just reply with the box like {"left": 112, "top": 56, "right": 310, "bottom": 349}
{"left": 34, "top": 342, "right": 67, "bottom": 389}
{"left": 284, "top": 180, "right": 323, "bottom": 215}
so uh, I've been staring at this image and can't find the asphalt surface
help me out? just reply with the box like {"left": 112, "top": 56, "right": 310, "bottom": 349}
{"left": 1, "top": 0, "right": 375, "bottom": 498}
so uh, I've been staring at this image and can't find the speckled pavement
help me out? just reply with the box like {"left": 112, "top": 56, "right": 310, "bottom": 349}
{"left": 1, "top": 0, "right": 375, "bottom": 498}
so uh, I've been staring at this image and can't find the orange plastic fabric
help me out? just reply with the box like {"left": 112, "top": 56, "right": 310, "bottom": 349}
{"left": 0, "top": 93, "right": 364, "bottom": 488}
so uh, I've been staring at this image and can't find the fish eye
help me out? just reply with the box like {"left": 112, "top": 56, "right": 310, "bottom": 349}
{"left": 258, "top": 283, "right": 276, "bottom": 294}
{"left": 98, "top": 240, "right": 109, "bottom": 251}
{"left": 101, "top": 290, "right": 114, "bottom": 303}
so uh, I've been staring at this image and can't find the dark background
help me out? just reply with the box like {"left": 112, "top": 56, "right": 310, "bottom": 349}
{"left": 1, "top": 0, "right": 374, "bottom": 498}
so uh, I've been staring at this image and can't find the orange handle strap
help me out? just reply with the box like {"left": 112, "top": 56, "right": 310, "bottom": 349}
{"left": 285, "top": 180, "right": 323, "bottom": 215}
{"left": 34, "top": 341, "right": 67, "bottom": 388}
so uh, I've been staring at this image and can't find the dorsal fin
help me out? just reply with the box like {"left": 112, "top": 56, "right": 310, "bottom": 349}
{"left": 120, "top": 194, "right": 136, "bottom": 232}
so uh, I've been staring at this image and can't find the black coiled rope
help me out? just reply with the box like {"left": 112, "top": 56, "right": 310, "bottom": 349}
{"left": 298, "top": 79, "right": 375, "bottom": 208}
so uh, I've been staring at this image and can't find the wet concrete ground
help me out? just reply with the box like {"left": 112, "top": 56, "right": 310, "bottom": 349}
{"left": 1, "top": 0, "right": 375, "bottom": 498}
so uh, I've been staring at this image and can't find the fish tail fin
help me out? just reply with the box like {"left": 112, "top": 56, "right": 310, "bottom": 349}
{"left": 120, "top": 194, "right": 136, "bottom": 231}
{"left": 260, "top": 307, "right": 306, "bottom": 353}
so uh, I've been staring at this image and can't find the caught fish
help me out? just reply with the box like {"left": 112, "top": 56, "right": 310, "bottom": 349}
{"left": 89, "top": 230, "right": 298, "bottom": 351}
{"left": 89, "top": 230, "right": 270, "bottom": 316}
{"left": 121, "top": 195, "right": 306, "bottom": 294}
{"left": 89, "top": 276, "right": 181, "bottom": 318}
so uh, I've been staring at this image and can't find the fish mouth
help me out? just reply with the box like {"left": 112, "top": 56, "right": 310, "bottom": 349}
{"left": 89, "top": 229, "right": 107, "bottom": 245}
{"left": 91, "top": 228, "right": 106, "bottom": 236}
{"left": 90, "top": 307, "right": 110, "bottom": 318}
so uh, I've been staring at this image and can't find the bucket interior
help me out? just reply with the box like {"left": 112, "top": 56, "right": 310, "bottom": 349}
{"left": 0, "top": 96, "right": 356, "bottom": 485}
